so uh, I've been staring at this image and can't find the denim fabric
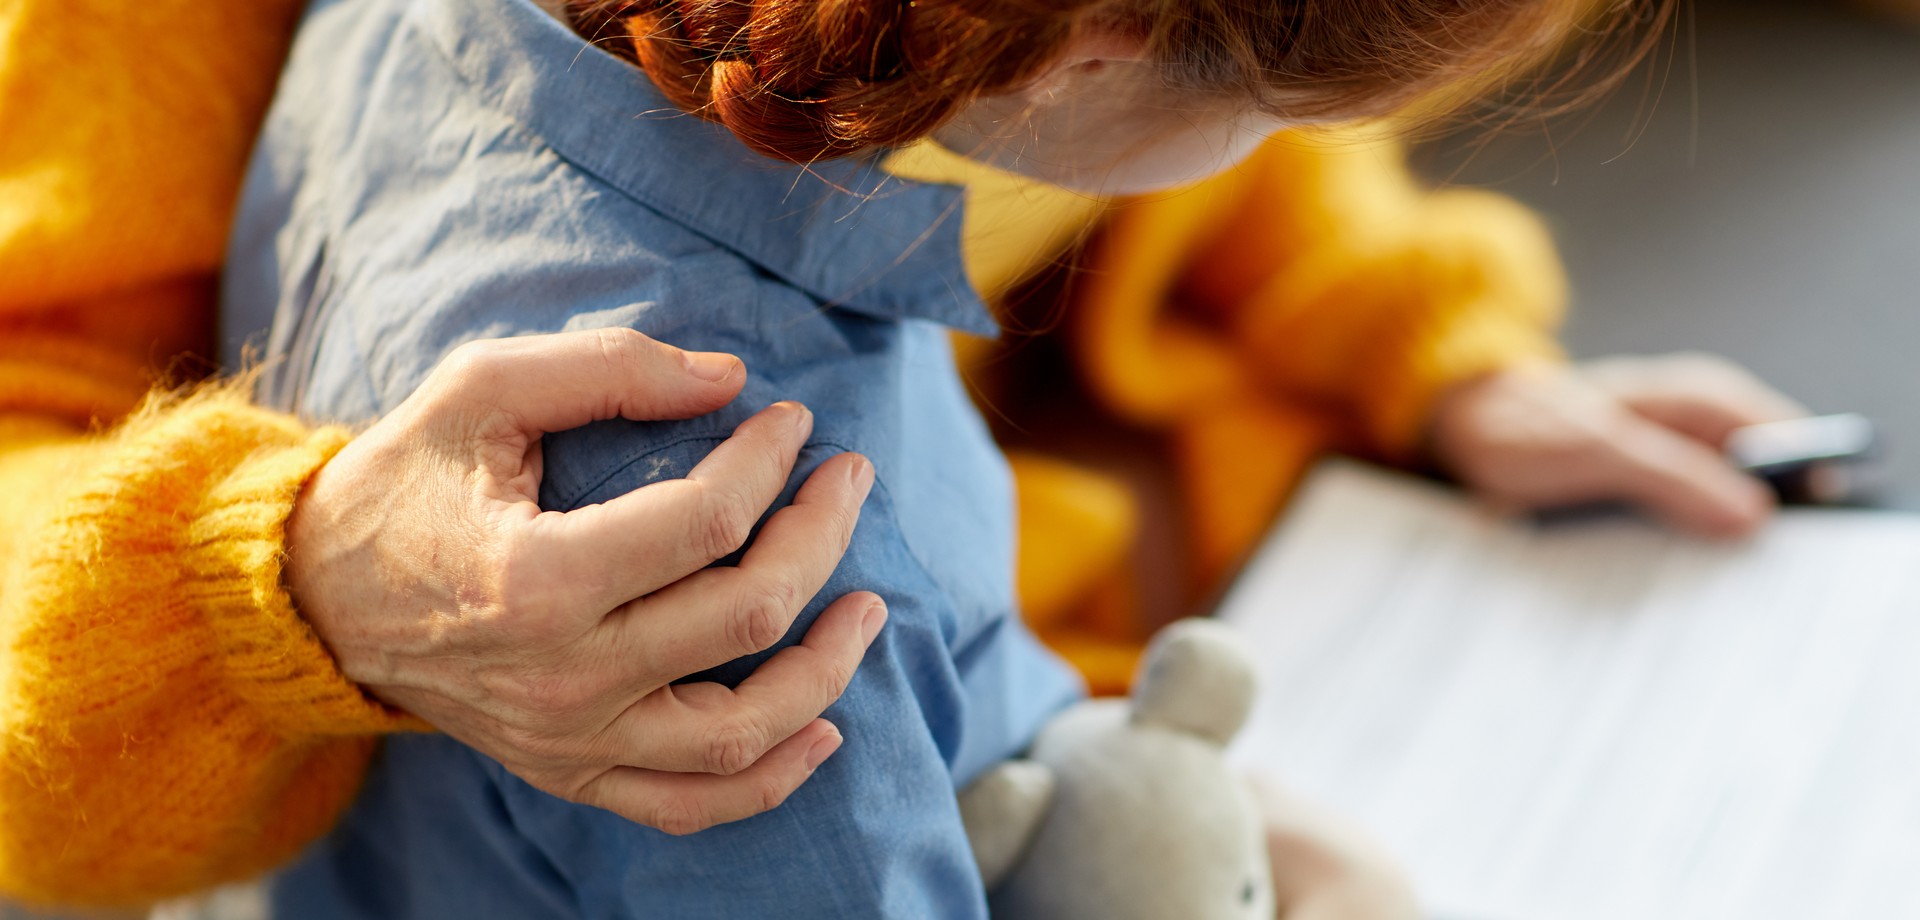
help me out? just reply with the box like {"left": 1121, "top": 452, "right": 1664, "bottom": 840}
{"left": 220, "top": 0, "right": 1084, "bottom": 916}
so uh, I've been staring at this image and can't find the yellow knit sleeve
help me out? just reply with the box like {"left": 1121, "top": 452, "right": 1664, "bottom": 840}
{"left": 0, "top": 0, "right": 418, "bottom": 906}
{"left": 1072, "top": 129, "right": 1567, "bottom": 459}
{"left": 1198, "top": 130, "right": 1571, "bottom": 459}
{"left": 0, "top": 388, "right": 419, "bottom": 908}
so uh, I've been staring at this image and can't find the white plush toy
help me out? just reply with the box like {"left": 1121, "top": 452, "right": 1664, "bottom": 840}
{"left": 958, "top": 618, "right": 1418, "bottom": 920}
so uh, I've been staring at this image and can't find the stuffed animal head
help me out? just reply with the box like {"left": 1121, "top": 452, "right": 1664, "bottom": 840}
{"left": 958, "top": 618, "right": 1273, "bottom": 920}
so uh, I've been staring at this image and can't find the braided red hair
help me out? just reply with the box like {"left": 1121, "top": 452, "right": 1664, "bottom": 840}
{"left": 570, "top": 0, "right": 1674, "bottom": 164}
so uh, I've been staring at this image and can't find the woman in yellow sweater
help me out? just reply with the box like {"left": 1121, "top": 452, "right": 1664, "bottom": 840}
{"left": 0, "top": 0, "right": 894, "bottom": 906}
{"left": 0, "top": 0, "right": 1805, "bottom": 909}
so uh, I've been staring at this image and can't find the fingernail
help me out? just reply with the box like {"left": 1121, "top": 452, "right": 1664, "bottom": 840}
{"left": 783, "top": 402, "right": 813, "bottom": 434}
{"left": 848, "top": 456, "right": 875, "bottom": 497}
{"left": 860, "top": 600, "right": 888, "bottom": 645}
{"left": 687, "top": 352, "right": 739, "bottom": 383}
{"left": 805, "top": 729, "right": 843, "bottom": 772}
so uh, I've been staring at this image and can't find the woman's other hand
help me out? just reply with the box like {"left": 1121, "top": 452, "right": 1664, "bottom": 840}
{"left": 284, "top": 329, "right": 884, "bottom": 834}
{"left": 1429, "top": 353, "right": 1808, "bottom": 538}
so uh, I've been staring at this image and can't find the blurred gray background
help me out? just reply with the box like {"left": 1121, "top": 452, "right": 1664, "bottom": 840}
{"left": 1416, "top": 0, "right": 1920, "bottom": 494}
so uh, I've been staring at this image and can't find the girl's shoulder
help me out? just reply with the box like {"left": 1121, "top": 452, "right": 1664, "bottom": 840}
{"left": 231, "top": 0, "right": 998, "bottom": 417}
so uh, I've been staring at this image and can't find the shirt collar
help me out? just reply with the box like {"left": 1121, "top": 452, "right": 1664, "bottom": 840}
{"left": 410, "top": 0, "right": 998, "bottom": 337}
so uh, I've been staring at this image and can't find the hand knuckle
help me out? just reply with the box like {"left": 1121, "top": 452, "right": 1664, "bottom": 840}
{"left": 598, "top": 326, "right": 649, "bottom": 355}
{"left": 822, "top": 654, "right": 858, "bottom": 696}
{"left": 649, "top": 794, "right": 713, "bottom": 836}
{"left": 417, "top": 344, "right": 496, "bottom": 411}
{"left": 701, "top": 490, "right": 759, "bottom": 559}
{"left": 728, "top": 582, "right": 793, "bottom": 652}
{"left": 752, "top": 775, "right": 789, "bottom": 815}
{"left": 444, "top": 338, "right": 489, "bottom": 368}
{"left": 592, "top": 327, "right": 646, "bottom": 374}
{"left": 443, "top": 339, "right": 504, "bottom": 383}
{"left": 701, "top": 717, "right": 767, "bottom": 776}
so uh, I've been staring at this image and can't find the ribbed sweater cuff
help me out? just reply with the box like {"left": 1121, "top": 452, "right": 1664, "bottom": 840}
{"left": 187, "top": 420, "right": 425, "bottom": 738}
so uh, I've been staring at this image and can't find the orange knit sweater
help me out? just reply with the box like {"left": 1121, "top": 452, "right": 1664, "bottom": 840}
{"left": 0, "top": 0, "right": 1564, "bottom": 907}
{"left": 0, "top": 0, "right": 407, "bottom": 907}
{"left": 1004, "top": 130, "right": 1567, "bottom": 693}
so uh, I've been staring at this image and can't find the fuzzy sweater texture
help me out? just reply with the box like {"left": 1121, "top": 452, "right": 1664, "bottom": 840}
{"left": 0, "top": 0, "right": 408, "bottom": 907}
{"left": 0, "top": 0, "right": 1562, "bottom": 906}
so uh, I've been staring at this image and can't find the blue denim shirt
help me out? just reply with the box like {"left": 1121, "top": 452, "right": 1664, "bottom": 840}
{"left": 221, "top": 0, "right": 1084, "bottom": 916}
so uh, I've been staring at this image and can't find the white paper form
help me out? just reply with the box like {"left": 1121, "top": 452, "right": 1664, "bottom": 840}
{"left": 1221, "top": 461, "right": 1920, "bottom": 920}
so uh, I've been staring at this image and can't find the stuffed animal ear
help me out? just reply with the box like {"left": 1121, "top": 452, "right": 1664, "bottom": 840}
{"left": 1130, "top": 618, "right": 1258, "bottom": 746}
{"left": 957, "top": 760, "right": 1057, "bottom": 890}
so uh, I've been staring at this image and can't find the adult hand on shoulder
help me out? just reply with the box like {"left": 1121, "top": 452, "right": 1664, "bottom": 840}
{"left": 1428, "top": 353, "right": 1808, "bottom": 539}
{"left": 285, "top": 328, "right": 883, "bottom": 835}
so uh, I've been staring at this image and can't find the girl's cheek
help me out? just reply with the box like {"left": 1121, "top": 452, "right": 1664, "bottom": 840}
{"left": 1094, "top": 113, "right": 1289, "bottom": 196}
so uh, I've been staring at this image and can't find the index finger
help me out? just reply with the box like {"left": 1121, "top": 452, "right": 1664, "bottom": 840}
{"left": 611, "top": 450, "right": 874, "bottom": 680}
{"left": 515, "top": 402, "right": 815, "bottom": 617}
{"left": 1609, "top": 420, "right": 1775, "bottom": 538}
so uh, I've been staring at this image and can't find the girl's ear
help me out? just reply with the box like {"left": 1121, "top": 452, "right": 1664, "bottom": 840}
{"left": 1013, "top": 29, "right": 1151, "bottom": 102}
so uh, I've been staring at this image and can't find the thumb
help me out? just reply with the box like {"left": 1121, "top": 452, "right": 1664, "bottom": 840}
{"left": 433, "top": 328, "right": 746, "bottom": 435}
{"left": 1607, "top": 415, "right": 1775, "bottom": 538}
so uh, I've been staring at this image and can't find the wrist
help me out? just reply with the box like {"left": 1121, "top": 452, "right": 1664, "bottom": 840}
{"left": 1421, "top": 359, "right": 1563, "bottom": 477}
{"left": 283, "top": 454, "right": 351, "bottom": 672}
{"left": 283, "top": 441, "right": 399, "bottom": 696}
{"left": 189, "top": 424, "right": 416, "bottom": 736}
{"left": 1420, "top": 368, "right": 1506, "bottom": 479}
